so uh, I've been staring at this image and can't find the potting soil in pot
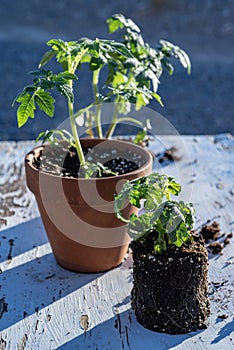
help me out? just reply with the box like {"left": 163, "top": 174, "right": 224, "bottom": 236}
{"left": 33, "top": 144, "right": 144, "bottom": 178}
{"left": 131, "top": 233, "right": 210, "bottom": 334}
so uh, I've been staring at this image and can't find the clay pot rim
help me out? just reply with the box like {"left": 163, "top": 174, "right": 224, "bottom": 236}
{"left": 25, "top": 138, "right": 153, "bottom": 182}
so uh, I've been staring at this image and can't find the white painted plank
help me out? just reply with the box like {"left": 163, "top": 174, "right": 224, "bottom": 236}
{"left": 0, "top": 135, "right": 233, "bottom": 349}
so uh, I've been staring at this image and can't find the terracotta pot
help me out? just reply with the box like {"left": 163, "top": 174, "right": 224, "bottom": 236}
{"left": 25, "top": 138, "right": 152, "bottom": 272}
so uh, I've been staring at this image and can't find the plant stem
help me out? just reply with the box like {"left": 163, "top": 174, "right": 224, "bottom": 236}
{"left": 105, "top": 102, "right": 119, "bottom": 139}
{"left": 93, "top": 69, "right": 103, "bottom": 138}
{"left": 67, "top": 57, "right": 86, "bottom": 165}
{"left": 117, "top": 117, "right": 143, "bottom": 127}
{"left": 68, "top": 100, "right": 86, "bottom": 166}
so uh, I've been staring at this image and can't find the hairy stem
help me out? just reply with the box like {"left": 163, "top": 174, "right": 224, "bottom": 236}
{"left": 71, "top": 48, "right": 89, "bottom": 74}
{"left": 105, "top": 102, "right": 119, "bottom": 139}
{"left": 93, "top": 69, "right": 103, "bottom": 138}
{"left": 67, "top": 57, "right": 85, "bottom": 165}
{"left": 68, "top": 100, "right": 86, "bottom": 166}
{"left": 117, "top": 117, "right": 143, "bottom": 127}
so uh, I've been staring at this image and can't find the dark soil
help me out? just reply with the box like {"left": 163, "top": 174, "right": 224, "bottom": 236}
{"left": 131, "top": 233, "right": 210, "bottom": 334}
{"left": 155, "top": 146, "right": 182, "bottom": 165}
{"left": 33, "top": 144, "right": 143, "bottom": 178}
{"left": 199, "top": 220, "right": 233, "bottom": 255}
{"left": 200, "top": 221, "right": 221, "bottom": 243}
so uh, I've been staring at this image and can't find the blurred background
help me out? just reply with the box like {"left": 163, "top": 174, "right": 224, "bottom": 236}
{"left": 0, "top": 0, "right": 233, "bottom": 140}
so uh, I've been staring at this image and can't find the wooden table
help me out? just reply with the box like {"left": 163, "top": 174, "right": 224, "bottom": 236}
{"left": 0, "top": 135, "right": 234, "bottom": 350}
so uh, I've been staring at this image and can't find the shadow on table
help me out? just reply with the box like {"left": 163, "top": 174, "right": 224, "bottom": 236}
{"left": 0, "top": 218, "right": 48, "bottom": 263}
{"left": 0, "top": 218, "right": 103, "bottom": 331}
{"left": 211, "top": 318, "right": 234, "bottom": 344}
{"left": 57, "top": 308, "right": 203, "bottom": 350}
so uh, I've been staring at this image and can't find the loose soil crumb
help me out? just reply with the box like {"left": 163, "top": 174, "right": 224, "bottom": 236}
{"left": 218, "top": 314, "right": 228, "bottom": 320}
{"left": 200, "top": 221, "right": 220, "bottom": 243}
{"left": 198, "top": 220, "right": 233, "bottom": 255}
{"left": 155, "top": 146, "right": 182, "bottom": 165}
{"left": 208, "top": 242, "right": 223, "bottom": 255}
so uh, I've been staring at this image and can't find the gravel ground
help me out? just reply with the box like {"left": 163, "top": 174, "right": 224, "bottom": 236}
{"left": 0, "top": 0, "right": 233, "bottom": 140}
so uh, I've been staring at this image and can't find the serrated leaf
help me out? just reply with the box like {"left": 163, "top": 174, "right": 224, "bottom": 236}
{"left": 57, "top": 71, "right": 78, "bottom": 81}
{"left": 108, "top": 14, "right": 140, "bottom": 33}
{"left": 128, "top": 212, "right": 152, "bottom": 239}
{"left": 114, "top": 173, "right": 194, "bottom": 252}
{"left": 47, "top": 39, "right": 65, "bottom": 50}
{"left": 167, "top": 179, "right": 181, "bottom": 196}
{"left": 24, "top": 86, "right": 38, "bottom": 93}
{"left": 89, "top": 57, "right": 105, "bottom": 71}
{"left": 16, "top": 93, "right": 36, "bottom": 127}
{"left": 39, "top": 50, "right": 56, "bottom": 68}
{"left": 160, "top": 40, "right": 191, "bottom": 74}
{"left": 56, "top": 84, "right": 74, "bottom": 103}
{"left": 88, "top": 41, "right": 100, "bottom": 58}
{"left": 161, "top": 58, "right": 174, "bottom": 75}
{"left": 107, "top": 17, "right": 124, "bottom": 33}
{"left": 35, "top": 89, "right": 55, "bottom": 117}
{"left": 12, "top": 88, "right": 31, "bottom": 107}
{"left": 111, "top": 42, "right": 133, "bottom": 58}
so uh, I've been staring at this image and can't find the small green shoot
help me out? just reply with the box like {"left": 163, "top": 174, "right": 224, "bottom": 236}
{"left": 115, "top": 173, "right": 194, "bottom": 252}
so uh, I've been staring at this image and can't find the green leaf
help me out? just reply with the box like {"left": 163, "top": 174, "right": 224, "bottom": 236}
{"left": 167, "top": 178, "right": 181, "bottom": 197}
{"left": 79, "top": 161, "right": 117, "bottom": 179}
{"left": 36, "top": 130, "right": 54, "bottom": 143}
{"left": 107, "top": 14, "right": 141, "bottom": 34}
{"left": 112, "top": 72, "right": 128, "bottom": 86}
{"left": 89, "top": 57, "right": 105, "bottom": 71}
{"left": 155, "top": 201, "right": 194, "bottom": 252}
{"left": 30, "top": 69, "right": 52, "bottom": 77}
{"left": 56, "top": 71, "right": 78, "bottom": 81}
{"left": 39, "top": 50, "right": 56, "bottom": 68}
{"left": 88, "top": 40, "right": 100, "bottom": 58}
{"left": 114, "top": 173, "right": 194, "bottom": 252}
{"left": 159, "top": 40, "right": 191, "bottom": 74}
{"left": 46, "top": 39, "right": 81, "bottom": 67}
{"left": 36, "top": 129, "right": 74, "bottom": 145}
{"left": 133, "top": 129, "right": 147, "bottom": 144}
{"left": 56, "top": 84, "right": 74, "bottom": 103}
{"left": 161, "top": 58, "right": 174, "bottom": 75}
{"left": 107, "top": 17, "right": 124, "bottom": 33}
{"left": 16, "top": 93, "right": 36, "bottom": 127}
{"left": 47, "top": 39, "right": 66, "bottom": 51}
{"left": 35, "top": 89, "right": 55, "bottom": 117}
{"left": 114, "top": 173, "right": 181, "bottom": 222}
{"left": 110, "top": 42, "right": 133, "bottom": 58}
{"left": 136, "top": 92, "right": 149, "bottom": 110}
{"left": 128, "top": 212, "right": 152, "bottom": 239}
{"left": 151, "top": 92, "right": 163, "bottom": 107}
{"left": 80, "top": 53, "right": 91, "bottom": 64}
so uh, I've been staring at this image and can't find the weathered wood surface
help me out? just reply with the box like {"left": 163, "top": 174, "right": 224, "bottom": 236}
{"left": 0, "top": 135, "right": 233, "bottom": 350}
